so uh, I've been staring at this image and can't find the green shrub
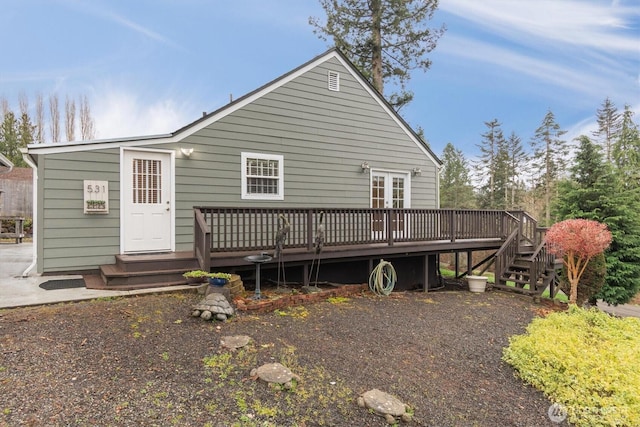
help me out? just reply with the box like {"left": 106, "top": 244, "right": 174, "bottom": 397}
{"left": 503, "top": 306, "right": 640, "bottom": 426}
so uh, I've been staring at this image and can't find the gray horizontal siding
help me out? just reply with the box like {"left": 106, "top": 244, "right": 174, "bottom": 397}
{"left": 38, "top": 150, "right": 121, "bottom": 272}
{"left": 37, "top": 55, "right": 439, "bottom": 273}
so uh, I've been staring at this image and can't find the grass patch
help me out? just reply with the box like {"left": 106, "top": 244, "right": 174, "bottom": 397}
{"left": 202, "top": 341, "right": 354, "bottom": 425}
{"left": 274, "top": 306, "right": 309, "bottom": 319}
{"left": 503, "top": 305, "right": 640, "bottom": 426}
{"left": 326, "top": 296, "right": 350, "bottom": 304}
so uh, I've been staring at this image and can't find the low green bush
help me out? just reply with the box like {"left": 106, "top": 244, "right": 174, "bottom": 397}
{"left": 503, "top": 306, "right": 640, "bottom": 426}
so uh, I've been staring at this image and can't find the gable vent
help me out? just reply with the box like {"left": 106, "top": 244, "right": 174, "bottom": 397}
{"left": 328, "top": 71, "right": 340, "bottom": 91}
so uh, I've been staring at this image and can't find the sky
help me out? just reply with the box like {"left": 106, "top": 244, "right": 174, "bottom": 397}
{"left": 1, "top": 0, "right": 638, "bottom": 159}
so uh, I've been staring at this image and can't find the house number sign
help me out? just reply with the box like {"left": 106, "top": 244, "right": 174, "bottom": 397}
{"left": 83, "top": 180, "right": 109, "bottom": 214}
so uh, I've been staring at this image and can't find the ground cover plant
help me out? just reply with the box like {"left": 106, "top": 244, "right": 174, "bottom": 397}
{"left": 0, "top": 289, "right": 562, "bottom": 426}
{"left": 503, "top": 305, "right": 640, "bottom": 426}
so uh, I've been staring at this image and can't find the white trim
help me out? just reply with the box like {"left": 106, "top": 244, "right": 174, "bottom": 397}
{"left": 369, "top": 169, "right": 411, "bottom": 209}
{"left": 241, "top": 152, "right": 284, "bottom": 200}
{"left": 119, "top": 147, "right": 175, "bottom": 254}
{"left": 20, "top": 150, "right": 37, "bottom": 276}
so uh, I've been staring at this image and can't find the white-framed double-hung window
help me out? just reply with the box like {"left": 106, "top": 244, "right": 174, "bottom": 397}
{"left": 241, "top": 152, "right": 284, "bottom": 200}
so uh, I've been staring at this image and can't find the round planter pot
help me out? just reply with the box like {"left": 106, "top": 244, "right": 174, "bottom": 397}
{"left": 467, "top": 275, "right": 488, "bottom": 293}
{"left": 186, "top": 277, "right": 207, "bottom": 285}
{"left": 209, "top": 278, "right": 228, "bottom": 287}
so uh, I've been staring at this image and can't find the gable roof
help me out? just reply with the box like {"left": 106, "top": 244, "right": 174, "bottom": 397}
{"left": 26, "top": 48, "right": 441, "bottom": 166}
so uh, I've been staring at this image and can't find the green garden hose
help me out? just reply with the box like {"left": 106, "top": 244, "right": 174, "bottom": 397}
{"left": 368, "top": 259, "right": 397, "bottom": 296}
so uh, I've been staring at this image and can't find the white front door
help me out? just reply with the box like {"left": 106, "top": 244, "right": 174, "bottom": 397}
{"left": 371, "top": 171, "right": 410, "bottom": 239}
{"left": 122, "top": 149, "right": 173, "bottom": 253}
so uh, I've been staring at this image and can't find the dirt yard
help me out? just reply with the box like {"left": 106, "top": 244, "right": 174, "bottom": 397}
{"left": 0, "top": 288, "right": 566, "bottom": 426}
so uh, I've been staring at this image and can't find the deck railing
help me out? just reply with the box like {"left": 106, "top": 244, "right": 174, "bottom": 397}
{"left": 194, "top": 207, "right": 514, "bottom": 257}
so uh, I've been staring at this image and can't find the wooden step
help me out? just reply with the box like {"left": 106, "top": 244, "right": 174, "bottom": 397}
{"left": 115, "top": 251, "right": 198, "bottom": 273}
{"left": 98, "top": 264, "right": 190, "bottom": 290}
{"left": 91, "top": 251, "right": 202, "bottom": 290}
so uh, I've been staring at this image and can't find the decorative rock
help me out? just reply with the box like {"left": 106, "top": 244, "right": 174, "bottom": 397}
{"left": 250, "top": 363, "right": 300, "bottom": 389}
{"left": 220, "top": 335, "right": 251, "bottom": 350}
{"left": 358, "top": 389, "right": 411, "bottom": 424}
{"left": 192, "top": 293, "right": 235, "bottom": 322}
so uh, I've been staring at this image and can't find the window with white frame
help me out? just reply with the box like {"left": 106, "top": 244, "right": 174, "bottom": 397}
{"left": 241, "top": 152, "right": 284, "bottom": 200}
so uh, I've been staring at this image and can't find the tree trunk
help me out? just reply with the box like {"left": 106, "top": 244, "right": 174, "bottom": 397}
{"left": 569, "top": 277, "right": 579, "bottom": 305}
{"left": 370, "top": 0, "right": 383, "bottom": 94}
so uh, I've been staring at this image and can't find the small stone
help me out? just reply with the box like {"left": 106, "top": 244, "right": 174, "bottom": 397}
{"left": 200, "top": 311, "right": 212, "bottom": 320}
{"left": 360, "top": 389, "right": 408, "bottom": 418}
{"left": 252, "top": 363, "right": 299, "bottom": 385}
{"left": 220, "top": 335, "right": 251, "bottom": 350}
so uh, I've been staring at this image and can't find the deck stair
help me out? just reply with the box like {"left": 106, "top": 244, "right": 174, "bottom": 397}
{"left": 89, "top": 252, "right": 199, "bottom": 290}
{"left": 494, "top": 216, "right": 562, "bottom": 295}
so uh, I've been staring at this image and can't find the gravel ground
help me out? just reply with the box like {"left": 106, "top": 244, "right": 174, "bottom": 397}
{"left": 0, "top": 288, "right": 565, "bottom": 426}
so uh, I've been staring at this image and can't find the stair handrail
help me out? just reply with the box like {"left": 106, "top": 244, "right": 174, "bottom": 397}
{"left": 493, "top": 227, "right": 520, "bottom": 287}
{"left": 526, "top": 230, "right": 554, "bottom": 293}
{"left": 193, "top": 207, "right": 211, "bottom": 272}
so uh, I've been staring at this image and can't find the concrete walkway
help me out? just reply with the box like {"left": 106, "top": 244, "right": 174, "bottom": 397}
{"left": 0, "top": 242, "right": 195, "bottom": 309}
{"left": 1, "top": 242, "right": 639, "bottom": 318}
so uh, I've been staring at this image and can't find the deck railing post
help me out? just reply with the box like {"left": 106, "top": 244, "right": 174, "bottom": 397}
{"left": 450, "top": 210, "right": 456, "bottom": 242}
{"left": 386, "top": 209, "right": 394, "bottom": 246}
{"left": 307, "top": 209, "right": 314, "bottom": 251}
{"left": 193, "top": 208, "right": 211, "bottom": 272}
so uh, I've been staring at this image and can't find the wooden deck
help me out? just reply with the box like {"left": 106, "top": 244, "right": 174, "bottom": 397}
{"left": 192, "top": 208, "right": 555, "bottom": 293}
{"left": 97, "top": 208, "right": 557, "bottom": 293}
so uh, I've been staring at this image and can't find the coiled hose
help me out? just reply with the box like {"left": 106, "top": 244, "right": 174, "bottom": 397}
{"left": 368, "top": 259, "right": 397, "bottom": 296}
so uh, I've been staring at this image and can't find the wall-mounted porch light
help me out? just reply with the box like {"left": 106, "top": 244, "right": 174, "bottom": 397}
{"left": 180, "top": 147, "right": 194, "bottom": 157}
{"left": 361, "top": 161, "right": 370, "bottom": 173}
{"left": 412, "top": 167, "right": 422, "bottom": 177}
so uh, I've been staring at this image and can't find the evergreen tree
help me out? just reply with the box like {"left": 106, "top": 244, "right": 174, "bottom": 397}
{"left": 612, "top": 104, "right": 640, "bottom": 187}
{"left": 439, "top": 143, "right": 476, "bottom": 208}
{"left": 0, "top": 110, "right": 26, "bottom": 167}
{"left": 592, "top": 97, "right": 621, "bottom": 163}
{"left": 554, "top": 135, "right": 640, "bottom": 305}
{"left": 505, "top": 132, "right": 527, "bottom": 209}
{"left": 475, "top": 119, "right": 507, "bottom": 209}
{"left": 17, "top": 111, "right": 35, "bottom": 152}
{"left": 530, "top": 110, "right": 567, "bottom": 225}
{"left": 310, "top": 0, "right": 445, "bottom": 110}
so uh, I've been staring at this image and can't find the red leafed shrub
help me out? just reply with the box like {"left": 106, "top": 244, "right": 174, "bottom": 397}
{"left": 545, "top": 219, "right": 612, "bottom": 304}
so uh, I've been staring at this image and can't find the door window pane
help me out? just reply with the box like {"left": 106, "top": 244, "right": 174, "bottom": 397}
{"left": 132, "top": 159, "right": 162, "bottom": 204}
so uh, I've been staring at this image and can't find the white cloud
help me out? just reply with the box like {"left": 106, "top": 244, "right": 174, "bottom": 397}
{"left": 62, "top": 0, "right": 183, "bottom": 51}
{"left": 436, "top": 0, "right": 639, "bottom": 107}
{"left": 439, "top": 34, "right": 635, "bottom": 104}
{"left": 92, "top": 88, "right": 195, "bottom": 140}
{"left": 441, "top": 0, "right": 639, "bottom": 52}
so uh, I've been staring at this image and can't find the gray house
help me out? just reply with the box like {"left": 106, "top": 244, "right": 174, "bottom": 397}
{"left": 24, "top": 49, "right": 443, "bottom": 284}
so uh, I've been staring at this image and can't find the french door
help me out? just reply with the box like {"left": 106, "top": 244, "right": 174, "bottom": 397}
{"left": 371, "top": 171, "right": 409, "bottom": 239}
